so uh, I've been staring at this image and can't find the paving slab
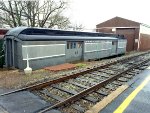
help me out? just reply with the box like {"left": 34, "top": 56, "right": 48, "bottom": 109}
{"left": 0, "top": 105, "right": 8, "bottom": 113}
{"left": 44, "top": 63, "right": 76, "bottom": 71}
{"left": 0, "top": 91, "right": 48, "bottom": 113}
{"left": 0, "top": 88, "right": 13, "bottom": 94}
{"left": 45, "top": 109, "right": 62, "bottom": 113}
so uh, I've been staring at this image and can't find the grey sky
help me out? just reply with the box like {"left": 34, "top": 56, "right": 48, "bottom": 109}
{"left": 66, "top": 0, "right": 149, "bottom": 30}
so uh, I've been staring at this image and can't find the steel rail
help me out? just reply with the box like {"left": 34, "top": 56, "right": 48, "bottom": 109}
{"left": 0, "top": 52, "right": 149, "bottom": 97}
{"left": 0, "top": 61, "right": 116, "bottom": 96}
{"left": 37, "top": 58, "right": 150, "bottom": 113}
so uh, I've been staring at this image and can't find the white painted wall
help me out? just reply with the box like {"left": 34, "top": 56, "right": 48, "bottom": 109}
{"left": 140, "top": 24, "right": 150, "bottom": 35}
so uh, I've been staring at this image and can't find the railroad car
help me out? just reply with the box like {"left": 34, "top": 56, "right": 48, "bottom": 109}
{"left": 3, "top": 27, "right": 127, "bottom": 70}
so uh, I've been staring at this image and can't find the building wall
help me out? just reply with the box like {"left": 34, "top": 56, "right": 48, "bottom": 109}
{"left": 138, "top": 25, "right": 150, "bottom": 51}
{"left": 96, "top": 17, "right": 142, "bottom": 52}
{"left": 97, "top": 28, "right": 140, "bottom": 52}
{"left": 96, "top": 17, "right": 140, "bottom": 28}
{"left": 140, "top": 25, "right": 150, "bottom": 35}
{"left": 116, "top": 28, "right": 140, "bottom": 52}
{"left": 96, "top": 28, "right": 114, "bottom": 33}
{"left": 139, "top": 33, "right": 150, "bottom": 51}
{"left": 0, "top": 29, "right": 8, "bottom": 35}
{"left": 0, "top": 29, "right": 9, "bottom": 39}
{"left": 134, "top": 28, "right": 140, "bottom": 50}
{"left": 116, "top": 28, "right": 135, "bottom": 52}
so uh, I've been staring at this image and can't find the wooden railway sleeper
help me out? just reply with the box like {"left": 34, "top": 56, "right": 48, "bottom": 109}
{"left": 37, "top": 58, "right": 150, "bottom": 113}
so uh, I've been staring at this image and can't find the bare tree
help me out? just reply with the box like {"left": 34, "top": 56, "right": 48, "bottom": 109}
{"left": 68, "top": 23, "right": 84, "bottom": 31}
{"left": 0, "top": 0, "right": 70, "bottom": 28}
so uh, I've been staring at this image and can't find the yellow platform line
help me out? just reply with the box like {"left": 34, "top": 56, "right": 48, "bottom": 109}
{"left": 114, "top": 76, "right": 150, "bottom": 113}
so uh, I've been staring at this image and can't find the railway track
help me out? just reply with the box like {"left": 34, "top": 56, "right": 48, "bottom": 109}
{"left": 1, "top": 51, "right": 150, "bottom": 113}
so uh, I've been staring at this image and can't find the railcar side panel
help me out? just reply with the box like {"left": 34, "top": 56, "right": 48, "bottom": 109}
{"left": 21, "top": 41, "right": 66, "bottom": 70}
{"left": 117, "top": 39, "right": 127, "bottom": 54}
{"left": 83, "top": 40, "right": 113, "bottom": 61}
{"left": 4, "top": 27, "right": 127, "bottom": 70}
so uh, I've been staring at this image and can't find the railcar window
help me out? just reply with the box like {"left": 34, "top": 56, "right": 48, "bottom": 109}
{"left": 78, "top": 42, "right": 80, "bottom": 48}
{"left": 67, "top": 42, "right": 70, "bottom": 49}
{"left": 112, "top": 41, "right": 115, "bottom": 45}
{"left": 67, "top": 42, "right": 81, "bottom": 49}
{"left": 78, "top": 42, "right": 82, "bottom": 48}
{"left": 73, "top": 42, "right": 76, "bottom": 48}
{"left": 71, "top": 42, "right": 73, "bottom": 49}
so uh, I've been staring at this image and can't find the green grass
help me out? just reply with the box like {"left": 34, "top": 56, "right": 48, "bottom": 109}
{"left": 75, "top": 63, "right": 87, "bottom": 68}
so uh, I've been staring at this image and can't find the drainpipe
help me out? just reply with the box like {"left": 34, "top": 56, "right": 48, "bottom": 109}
{"left": 137, "top": 27, "right": 141, "bottom": 51}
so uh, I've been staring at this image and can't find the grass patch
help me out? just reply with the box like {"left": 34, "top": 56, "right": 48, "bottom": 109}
{"left": 75, "top": 63, "right": 87, "bottom": 68}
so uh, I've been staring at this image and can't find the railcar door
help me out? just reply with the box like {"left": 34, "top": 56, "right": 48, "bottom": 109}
{"left": 5, "top": 38, "right": 14, "bottom": 67}
{"left": 0, "top": 39, "right": 4, "bottom": 67}
{"left": 66, "top": 41, "right": 83, "bottom": 62}
{"left": 111, "top": 41, "right": 117, "bottom": 55}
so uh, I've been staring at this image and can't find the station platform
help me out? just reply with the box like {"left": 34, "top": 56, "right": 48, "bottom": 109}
{"left": 100, "top": 66, "right": 150, "bottom": 113}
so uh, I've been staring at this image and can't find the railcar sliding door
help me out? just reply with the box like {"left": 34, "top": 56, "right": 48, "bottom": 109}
{"left": 66, "top": 41, "right": 83, "bottom": 62}
{"left": 5, "top": 37, "right": 15, "bottom": 67}
{"left": 111, "top": 41, "right": 117, "bottom": 55}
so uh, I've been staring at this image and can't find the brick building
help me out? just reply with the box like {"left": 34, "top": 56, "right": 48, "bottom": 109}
{"left": 0, "top": 28, "right": 9, "bottom": 39}
{"left": 96, "top": 17, "right": 150, "bottom": 51}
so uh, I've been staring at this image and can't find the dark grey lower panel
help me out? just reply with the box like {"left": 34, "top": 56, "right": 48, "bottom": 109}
{"left": 84, "top": 50, "right": 110, "bottom": 61}
{"left": 20, "top": 56, "right": 66, "bottom": 70}
{"left": 117, "top": 48, "right": 126, "bottom": 54}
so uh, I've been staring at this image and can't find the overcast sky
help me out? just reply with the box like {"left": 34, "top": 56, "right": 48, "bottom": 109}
{"left": 66, "top": 0, "right": 149, "bottom": 30}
